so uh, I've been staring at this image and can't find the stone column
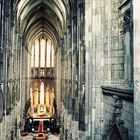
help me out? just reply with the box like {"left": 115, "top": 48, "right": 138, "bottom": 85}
{"left": 20, "top": 45, "right": 26, "bottom": 126}
{"left": 19, "top": 41, "right": 23, "bottom": 122}
{"left": 56, "top": 41, "right": 61, "bottom": 121}
{"left": 85, "top": 0, "right": 93, "bottom": 139}
{"left": 134, "top": 0, "right": 140, "bottom": 139}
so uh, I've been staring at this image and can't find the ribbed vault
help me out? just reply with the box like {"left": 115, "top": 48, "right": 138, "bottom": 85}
{"left": 16, "top": 0, "right": 69, "bottom": 48}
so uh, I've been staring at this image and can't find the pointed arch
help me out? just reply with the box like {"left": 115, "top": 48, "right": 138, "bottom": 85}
{"left": 107, "top": 124, "right": 122, "bottom": 140}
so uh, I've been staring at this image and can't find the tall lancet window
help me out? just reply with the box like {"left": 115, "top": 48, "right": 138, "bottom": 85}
{"left": 51, "top": 44, "right": 54, "bottom": 67}
{"left": 31, "top": 37, "right": 54, "bottom": 68}
{"left": 35, "top": 40, "right": 39, "bottom": 67}
{"left": 40, "top": 38, "right": 45, "bottom": 67}
{"left": 40, "top": 82, "right": 44, "bottom": 104}
{"left": 31, "top": 44, "right": 34, "bottom": 67}
{"left": 46, "top": 39, "right": 51, "bottom": 67}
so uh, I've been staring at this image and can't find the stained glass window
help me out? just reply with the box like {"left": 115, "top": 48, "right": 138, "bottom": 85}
{"left": 40, "top": 38, "right": 45, "bottom": 67}
{"left": 31, "top": 37, "right": 54, "bottom": 68}
{"left": 46, "top": 39, "right": 51, "bottom": 67}
{"left": 51, "top": 44, "right": 54, "bottom": 67}
{"left": 35, "top": 40, "right": 39, "bottom": 67}
{"left": 31, "top": 44, "right": 34, "bottom": 67}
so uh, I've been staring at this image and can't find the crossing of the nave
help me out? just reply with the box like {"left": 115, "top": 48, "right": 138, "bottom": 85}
{"left": 0, "top": 0, "right": 140, "bottom": 140}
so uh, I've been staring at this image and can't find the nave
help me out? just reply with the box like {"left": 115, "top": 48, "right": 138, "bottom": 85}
{"left": 0, "top": 0, "right": 139, "bottom": 140}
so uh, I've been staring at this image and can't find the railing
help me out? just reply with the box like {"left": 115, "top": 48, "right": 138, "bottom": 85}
{"left": 31, "top": 67, "right": 54, "bottom": 79}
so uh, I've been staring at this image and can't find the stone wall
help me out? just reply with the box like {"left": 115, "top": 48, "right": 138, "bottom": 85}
{"left": 60, "top": 104, "right": 85, "bottom": 140}
{"left": 134, "top": 0, "right": 140, "bottom": 139}
{"left": 102, "top": 86, "right": 133, "bottom": 140}
{"left": 0, "top": 0, "right": 30, "bottom": 131}
{"left": 59, "top": 0, "right": 86, "bottom": 139}
{"left": 0, "top": 102, "right": 21, "bottom": 140}
{"left": 84, "top": 0, "right": 133, "bottom": 139}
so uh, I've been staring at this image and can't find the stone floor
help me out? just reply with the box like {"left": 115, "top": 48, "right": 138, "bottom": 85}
{"left": 48, "top": 134, "right": 60, "bottom": 140}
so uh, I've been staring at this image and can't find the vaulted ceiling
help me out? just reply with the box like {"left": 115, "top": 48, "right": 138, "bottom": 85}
{"left": 16, "top": 0, "right": 73, "bottom": 47}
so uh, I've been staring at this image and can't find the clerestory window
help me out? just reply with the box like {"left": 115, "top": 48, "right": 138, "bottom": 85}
{"left": 31, "top": 37, "right": 54, "bottom": 68}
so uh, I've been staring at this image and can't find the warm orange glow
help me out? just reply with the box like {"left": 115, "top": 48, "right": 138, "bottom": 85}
{"left": 30, "top": 85, "right": 55, "bottom": 117}
{"left": 40, "top": 82, "right": 44, "bottom": 104}
{"left": 45, "top": 89, "right": 50, "bottom": 107}
{"left": 30, "top": 37, "right": 55, "bottom": 117}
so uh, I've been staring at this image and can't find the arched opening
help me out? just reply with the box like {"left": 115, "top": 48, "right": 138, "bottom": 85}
{"left": 107, "top": 124, "right": 122, "bottom": 140}
{"left": 15, "top": 0, "right": 69, "bottom": 135}
{"left": 29, "top": 36, "right": 56, "bottom": 118}
{"left": 31, "top": 37, "right": 54, "bottom": 69}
